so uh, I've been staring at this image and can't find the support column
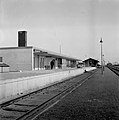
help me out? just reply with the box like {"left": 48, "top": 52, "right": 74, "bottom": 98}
{"left": 34, "top": 56, "right": 35, "bottom": 70}
{"left": 55, "top": 59, "right": 58, "bottom": 69}
{"left": 38, "top": 55, "right": 40, "bottom": 70}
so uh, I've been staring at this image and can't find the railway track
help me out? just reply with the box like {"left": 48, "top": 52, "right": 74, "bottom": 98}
{"left": 0, "top": 69, "right": 97, "bottom": 120}
{"left": 107, "top": 65, "right": 119, "bottom": 76}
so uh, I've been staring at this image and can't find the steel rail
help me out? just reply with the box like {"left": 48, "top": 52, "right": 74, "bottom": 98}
{"left": 0, "top": 69, "right": 97, "bottom": 120}
{"left": 107, "top": 66, "right": 119, "bottom": 76}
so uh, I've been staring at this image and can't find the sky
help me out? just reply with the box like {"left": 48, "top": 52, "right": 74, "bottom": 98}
{"left": 0, "top": 0, "right": 119, "bottom": 63}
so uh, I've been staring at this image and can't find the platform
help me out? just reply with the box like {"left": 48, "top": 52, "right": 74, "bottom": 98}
{"left": 0, "top": 67, "right": 94, "bottom": 81}
{"left": 96, "top": 67, "right": 119, "bottom": 80}
{"left": 0, "top": 68, "right": 75, "bottom": 81}
{"left": 0, "top": 67, "right": 96, "bottom": 103}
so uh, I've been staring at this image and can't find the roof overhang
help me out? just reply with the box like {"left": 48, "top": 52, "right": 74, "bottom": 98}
{"left": 33, "top": 47, "right": 81, "bottom": 61}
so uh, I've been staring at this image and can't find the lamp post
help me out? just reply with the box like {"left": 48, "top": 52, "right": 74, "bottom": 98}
{"left": 100, "top": 38, "right": 103, "bottom": 74}
{"left": 103, "top": 54, "right": 105, "bottom": 71}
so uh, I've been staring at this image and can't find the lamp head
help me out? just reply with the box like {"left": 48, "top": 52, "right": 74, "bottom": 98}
{"left": 100, "top": 38, "right": 103, "bottom": 43}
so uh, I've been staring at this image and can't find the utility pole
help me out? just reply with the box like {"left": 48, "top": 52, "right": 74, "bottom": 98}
{"left": 60, "top": 44, "right": 61, "bottom": 54}
{"left": 100, "top": 37, "right": 103, "bottom": 75}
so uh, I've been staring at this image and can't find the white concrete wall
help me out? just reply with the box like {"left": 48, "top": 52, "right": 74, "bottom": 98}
{"left": 0, "top": 47, "right": 33, "bottom": 71}
{"left": 83, "top": 67, "right": 96, "bottom": 71}
{"left": 0, "top": 67, "right": 96, "bottom": 103}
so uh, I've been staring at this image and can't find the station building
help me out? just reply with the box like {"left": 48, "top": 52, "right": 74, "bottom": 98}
{"left": 83, "top": 58, "right": 99, "bottom": 67}
{"left": 0, "top": 31, "right": 80, "bottom": 72}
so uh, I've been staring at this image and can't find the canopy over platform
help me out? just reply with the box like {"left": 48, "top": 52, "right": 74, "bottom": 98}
{"left": 33, "top": 47, "right": 81, "bottom": 61}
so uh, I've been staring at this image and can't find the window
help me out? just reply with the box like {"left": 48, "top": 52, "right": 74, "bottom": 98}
{"left": 0, "top": 57, "right": 3, "bottom": 62}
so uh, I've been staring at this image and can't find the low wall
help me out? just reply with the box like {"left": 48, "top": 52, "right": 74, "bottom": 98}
{"left": 0, "top": 67, "right": 96, "bottom": 103}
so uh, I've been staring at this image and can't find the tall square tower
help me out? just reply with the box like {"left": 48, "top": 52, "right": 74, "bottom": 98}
{"left": 18, "top": 31, "right": 27, "bottom": 47}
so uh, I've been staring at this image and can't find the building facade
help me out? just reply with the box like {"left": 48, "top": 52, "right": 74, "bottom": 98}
{"left": 0, "top": 46, "right": 80, "bottom": 72}
{"left": 83, "top": 58, "right": 99, "bottom": 67}
{"left": 0, "top": 31, "right": 80, "bottom": 72}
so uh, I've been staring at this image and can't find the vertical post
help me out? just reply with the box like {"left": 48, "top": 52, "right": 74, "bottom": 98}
{"left": 100, "top": 38, "right": 103, "bottom": 75}
{"left": 38, "top": 55, "right": 39, "bottom": 70}
{"left": 34, "top": 56, "right": 35, "bottom": 70}
{"left": 60, "top": 44, "right": 61, "bottom": 54}
{"left": 55, "top": 58, "right": 58, "bottom": 69}
{"left": 103, "top": 54, "right": 105, "bottom": 71}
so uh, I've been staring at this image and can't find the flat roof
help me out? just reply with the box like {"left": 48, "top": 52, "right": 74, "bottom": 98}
{"left": 33, "top": 47, "right": 81, "bottom": 61}
{"left": 0, "top": 46, "right": 81, "bottom": 61}
{"left": 0, "top": 46, "right": 33, "bottom": 50}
